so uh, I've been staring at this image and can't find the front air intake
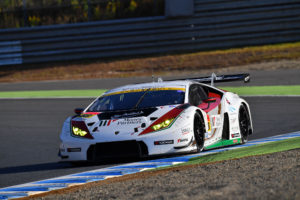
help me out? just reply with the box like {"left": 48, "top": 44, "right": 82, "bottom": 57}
{"left": 87, "top": 140, "right": 148, "bottom": 161}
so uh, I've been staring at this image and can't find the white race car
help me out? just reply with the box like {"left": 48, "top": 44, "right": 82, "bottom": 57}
{"left": 59, "top": 73, "right": 253, "bottom": 161}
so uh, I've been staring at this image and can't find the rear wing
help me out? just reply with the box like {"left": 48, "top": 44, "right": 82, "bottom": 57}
{"left": 171, "top": 73, "right": 250, "bottom": 86}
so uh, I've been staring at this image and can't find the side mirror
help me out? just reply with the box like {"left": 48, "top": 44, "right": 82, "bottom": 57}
{"left": 74, "top": 108, "right": 84, "bottom": 115}
{"left": 204, "top": 97, "right": 217, "bottom": 103}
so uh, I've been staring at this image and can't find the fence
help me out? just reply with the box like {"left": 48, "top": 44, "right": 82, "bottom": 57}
{"left": 1, "top": 0, "right": 300, "bottom": 66}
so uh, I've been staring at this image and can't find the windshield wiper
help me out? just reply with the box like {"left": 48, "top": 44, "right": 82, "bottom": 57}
{"left": 133, "top": 89, "right": 150, "bottom": 109}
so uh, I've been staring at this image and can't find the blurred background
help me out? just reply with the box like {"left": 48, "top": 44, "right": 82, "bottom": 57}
{"left": 1, "top": 0, "right": 299, "bottom": 70}
{"left": 0, "top": 0, "right": 164, "bottom": 28}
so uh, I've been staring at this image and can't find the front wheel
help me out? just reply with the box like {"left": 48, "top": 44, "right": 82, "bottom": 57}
{"left": 239, "top": 104, "right": 251, "bottom": 144}
{"left": 194, "top": 112, "right": 205, "bottom": 152}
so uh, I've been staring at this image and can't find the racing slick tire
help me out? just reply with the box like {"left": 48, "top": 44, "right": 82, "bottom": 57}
{"left": 239, "top": 104, "right": 251, "bottom": 144}
{"left": 194, "top": 112, "right": 205, "bottom": 152}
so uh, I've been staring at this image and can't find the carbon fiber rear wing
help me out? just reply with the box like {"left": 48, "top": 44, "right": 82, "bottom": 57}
{"left": 171, "top": 73, "right": 250, "bottom": 86}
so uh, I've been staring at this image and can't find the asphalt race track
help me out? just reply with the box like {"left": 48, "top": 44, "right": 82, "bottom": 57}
{"left": 0, "top": 97, "right": 300, "bottom": 188}
{"left": 0, "top": 68, "right": 300, "bottom": 188}
{"left": 1, "top": 69, "right": 300, "bottom": 91}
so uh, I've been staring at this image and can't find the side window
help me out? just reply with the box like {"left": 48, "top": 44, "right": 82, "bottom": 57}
{"left": 189, "top": 85, "right": 201, "bottom": 106}
{"left": 189, "top": 84, "right": 208, "bottom": 106}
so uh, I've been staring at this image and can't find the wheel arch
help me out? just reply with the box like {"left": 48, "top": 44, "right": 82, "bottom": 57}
{"left": 195, "top": 109, "right": 207, "bottom": 133}
{"left": 240, "top": 101, "right": 253, "bottom": 135}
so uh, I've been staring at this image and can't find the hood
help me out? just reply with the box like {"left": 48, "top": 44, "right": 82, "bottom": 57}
{"left": 71, "top": 104, "right": 184, "bottom": 141}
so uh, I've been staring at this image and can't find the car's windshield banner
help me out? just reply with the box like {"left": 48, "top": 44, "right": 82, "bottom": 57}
{"left": 103, "top": 87, "right": 185, "bottom": 97}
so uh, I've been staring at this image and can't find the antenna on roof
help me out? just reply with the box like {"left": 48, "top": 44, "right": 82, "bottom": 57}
{"left": 211, "top": 73, "right": 216, "bottom": 87}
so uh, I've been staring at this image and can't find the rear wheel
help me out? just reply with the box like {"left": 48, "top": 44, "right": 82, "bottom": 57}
{"left": 239, "top": 104, "right": 251, "bottom": 144}
{"left": 194, "top": 112, "right": 205, "bottom": 152}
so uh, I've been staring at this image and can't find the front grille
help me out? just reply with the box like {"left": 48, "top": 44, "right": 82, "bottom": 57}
{"left": 87, "top": 140, "right": 148, "bottom": 161}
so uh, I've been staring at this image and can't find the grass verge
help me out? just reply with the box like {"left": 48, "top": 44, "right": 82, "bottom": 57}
{"left": 0, "top": 89, "right": 106, "bottom": 98}
{"left": 0, "top": 85, "right": 299, "bottom": 98}
{"left": 181, "top": 137, "right": 300, "bottom": 166}
{"left": 221, "top": 85, "right": 300, "bottom": 96}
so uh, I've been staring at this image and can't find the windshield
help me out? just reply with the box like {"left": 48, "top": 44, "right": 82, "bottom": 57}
{"left": 87, "top": 88, "right": 185, "bottom": 112}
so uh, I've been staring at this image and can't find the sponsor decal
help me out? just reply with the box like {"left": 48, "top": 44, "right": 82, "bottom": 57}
{"left": 177, "top": 138, "right": 189, "bottom": 143}
{"left": 181, "top": 127, "right": 191, "bottom": 135}
{"left": 104, "top": 87, "right": 185, "bottom": 97}
{"left": 229, "top": 106, "right": 236, "bottom": 112}
{"left": 99, "top": 119, "right": 118, "bottom": 127}
{"left": 231, "top": 133, "right": 240, "bottom": 138}
{"left": 211, "top": 115, "right": 222, "bottom": 128}
{"left": 226, "top": 98, "right": 231, "bottom": 105}
{"left": 233, "top": 139, "right": 238, "bottom": 143}
{"left": 230, "top": 117, "right": 237, "bottom": 124}
{"left": 205, "top": 132, "right": 208, "bottom": 138}
{"left": 113, "top": 111, "right": 144, "bottom": 118}
{"left": 117, "top": 118, "right": 142, "bottom": 125}
{"left": 154, "top": 140, "right": 174, "bottom": 145}
{"left": 231, "top": 126, "right": 239, "bottom": 132}
{"left": 207, "top": 115, "right": 211, "bottom": 132}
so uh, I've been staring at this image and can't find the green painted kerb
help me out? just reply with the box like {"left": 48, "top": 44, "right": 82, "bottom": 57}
{"left": 0, "top": 85, "right": 300, "bottom": 98}
{"left": 221, "top": 85, "right": 300, "bottom": 96}
{"left": 0, "top": 89, "right": 107, "bottom": 98}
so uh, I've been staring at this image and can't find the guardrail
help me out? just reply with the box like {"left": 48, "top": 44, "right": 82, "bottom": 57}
{"left": 1, "top": 0, "right": 300, "bottom": 66}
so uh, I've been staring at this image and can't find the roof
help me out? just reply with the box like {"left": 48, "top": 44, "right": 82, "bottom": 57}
{"left": 103, "top": 80, "right": 191, "bottom": 96}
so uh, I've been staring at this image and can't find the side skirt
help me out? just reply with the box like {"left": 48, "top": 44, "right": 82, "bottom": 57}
{"left": 204, "top": 138, "right": 241, "bottom": 150}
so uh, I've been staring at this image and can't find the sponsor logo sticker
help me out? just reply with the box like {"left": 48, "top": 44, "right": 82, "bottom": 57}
{"left": 226, "top": 98, "right": 231, "bottom": 105}
{"left": 117, "top": 118, "right": 142, "bottom": 125}
{"left": 99, "top": 120, "right": 115, "bottom": 127}
{"left": 177, "top": 138, "right": 189, "bottom": 143}
{"left": 229, "top": 106, "right": 236, "bottom": 112}
{"left": 231, "top": 133, "right": 240, "bottom": 138}
{"left": 211, "top": 115, "right": 222, "bottom": 128}
{"left": 231, "top": 126, "right": 239, "bottom": 132}
{"left": 230, "top": 117, "right": 237, "bottom": 124}
{"left": 181, "top": 127, "right": 191, "bottom": 135}
{"left": 154, "top": 140, "right": 174, "bottom": 145}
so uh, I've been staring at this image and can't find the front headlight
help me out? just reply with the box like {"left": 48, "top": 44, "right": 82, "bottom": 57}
{"left": 139, "top": 106, "right": 185, "bottom": 136}
{"left": 152, "top": 118, "right": 174, "bottom": 131}
{"left": 71, "top": 120, "right": 94, "bottom": 139}
{"left": 72, "top": 127, "right": 88, "bottom": 137}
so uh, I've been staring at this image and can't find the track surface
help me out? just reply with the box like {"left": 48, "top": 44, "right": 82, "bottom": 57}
{"left": 0, "top": 97, "right": 300, "bottom": 188}
{"left": 0, "top": 69, "right": 300, "bottom": 91}
{"left": 1, "top": 68, "right": 300, "bottom": 188}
